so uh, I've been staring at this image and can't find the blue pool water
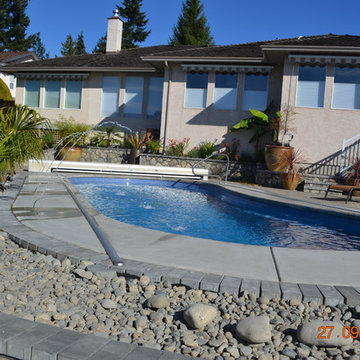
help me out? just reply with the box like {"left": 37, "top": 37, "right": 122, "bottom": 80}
{"left": 70, "top": 177, "right": 360, "bottom": 251}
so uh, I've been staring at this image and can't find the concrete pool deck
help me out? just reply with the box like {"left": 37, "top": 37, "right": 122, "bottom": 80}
{"left": 1, "top": 172, "right": 360, "bottom": 307}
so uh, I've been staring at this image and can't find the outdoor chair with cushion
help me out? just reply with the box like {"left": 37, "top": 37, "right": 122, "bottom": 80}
{"left": 324, "top": 184, "right": 360, "bottom": 203}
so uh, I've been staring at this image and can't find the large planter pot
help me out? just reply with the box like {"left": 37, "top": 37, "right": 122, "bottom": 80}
{"left": 58, "top": 147, "right": 83, "bottom": 161}
{"left": 129, "top": 149, "right": 141, "bottom": 164}
{"left": 281, "top": 172, "right": 300, "bottom": 190}
{"left": 264, "top": 145, "right": 293, "bottom": 172}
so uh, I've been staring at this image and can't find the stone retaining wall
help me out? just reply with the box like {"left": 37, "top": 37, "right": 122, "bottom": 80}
{"left": 139, "top": 154, "right": 258, "bottom": 182}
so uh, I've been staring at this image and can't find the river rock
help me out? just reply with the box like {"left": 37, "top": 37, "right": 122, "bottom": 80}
{"left": 183, "top": 304, "right": 219, "bottom": 329}
{"left": 235, "top": 315, "right": 271, "bottom": 343}
{"left": 73, "top": 268, "right": 93, "bottom": 280}
{"left": 147, "top": 293, "right": 169, "bottom": 309}
{"left": 297, "top": 320, "right": 353, "bottom": 347}
{"left": 101, "top": 299, "right": 117, "bottom": 309}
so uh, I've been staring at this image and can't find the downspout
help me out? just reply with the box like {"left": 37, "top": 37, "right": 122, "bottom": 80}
{"left": 162, "top": 60, "right": 172, "bottom": 151}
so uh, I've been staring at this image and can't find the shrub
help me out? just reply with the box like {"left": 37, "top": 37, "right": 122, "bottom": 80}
{"left": 166, "top": 138, "right": 190, "bottom": 157}
{"left": 146, "top": 139, "right": 162, "bottom": 154}
{"left": 126, "top": 131, "right": 152, "bottom": 150}
{"left": 198, "top": 141, "right": 216, "bottom": 158}
{"left": 42, "top": 130, "right": 56, "bottom": 149}
{"left": 54, "top": 116, "right": 90, "bottom": 147}
{"left": 186, "top": 147, "right": 200, "bottom": 158}
{"left": 90, "top": 126, "right": 124, "bottom": 147}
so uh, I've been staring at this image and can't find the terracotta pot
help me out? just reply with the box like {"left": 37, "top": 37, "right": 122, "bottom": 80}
{"left": 129, "top": 149, "right": 141, "bottom": 164}
{"left": 58, "top": 147, "right": 82, "bottom": 161}
{"left": 264, "top": 145, "right": 293, "bottom": 172}
{"left": 281, "top": 172, "right": 300, "bottom": 190}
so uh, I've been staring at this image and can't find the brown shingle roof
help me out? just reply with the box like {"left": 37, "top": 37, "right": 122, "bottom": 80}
{"left": 0, "top": 51, "right": 35, "bottom": 62}
{"left": 4, "top": 34, "right": 360, "bottom": 71}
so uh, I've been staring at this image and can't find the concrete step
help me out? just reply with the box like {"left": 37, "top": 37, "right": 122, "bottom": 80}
{"left": 303, "top": 173, "right": 337, "bottom": 194}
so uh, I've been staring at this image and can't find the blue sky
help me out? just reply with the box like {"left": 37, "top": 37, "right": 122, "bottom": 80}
{"left": 27, "top": 0, "right": 360, "bottom": 58}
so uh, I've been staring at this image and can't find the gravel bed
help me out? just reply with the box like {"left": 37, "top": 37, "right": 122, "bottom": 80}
{"left": 0, "top": 232, "right": 360, "bottom": 360}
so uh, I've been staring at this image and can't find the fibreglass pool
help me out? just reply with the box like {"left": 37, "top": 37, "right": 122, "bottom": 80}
{"left": 70, "top": 177, "right": 360, "bottom": 251}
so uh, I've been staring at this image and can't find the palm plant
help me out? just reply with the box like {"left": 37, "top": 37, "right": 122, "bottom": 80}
{"left": 91, "top": 125, "right": 124, "bottom": 147}
{"left": 126, "top": 131, "right": 152, "bottom": 150}
{"left": 0, "top": 105, "right": 50, "bottom": 181}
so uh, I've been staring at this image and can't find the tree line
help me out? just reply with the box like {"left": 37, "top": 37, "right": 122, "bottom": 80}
{"left": 0, "top": 0, "right": 214, "bottom": 58}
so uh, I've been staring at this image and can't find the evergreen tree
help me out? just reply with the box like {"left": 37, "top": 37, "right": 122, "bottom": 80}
{"left": 74, "top": 32, "right": 87, "bottom": 55}
{"left": 60, "top": 34, "right": 76, "bottom": 57}
{"left": 117, "top": 0, "right": 151, "bottom": 49}
{"left": 92, "top": 33, "right": 107, "bottom": 54}
{"left": 0, "top": 0, "right": 35, "bottom": 51}
{"left": 31, "top": 32, "right": 49, "bottom": 59}
{"left": 169, "top": 0, "right": 214, "bottom": 45}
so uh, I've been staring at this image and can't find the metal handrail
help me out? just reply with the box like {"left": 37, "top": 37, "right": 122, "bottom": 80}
{"left": 192, "top": 152, "right": 230, "bottom": 183}
{"left": 340, "top": 133, "right": 360, "bottom": 171}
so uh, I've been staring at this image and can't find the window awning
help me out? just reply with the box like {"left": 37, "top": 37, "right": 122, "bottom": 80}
{"left": 181, "top": 64, "right": 272, "bottom": 74}
{"left": 16, "top": 73, "right": 90, "bottom": 80}
{"left": 289, "top": 54, "right": 360, "bottom": 66}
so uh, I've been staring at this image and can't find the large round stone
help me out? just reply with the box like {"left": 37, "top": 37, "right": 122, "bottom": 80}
{"left": 147, "top": 293, "right": 169, "bottom": 309}
{"left": 183, "top": 304, "right": 219, "bottom": 329}
{"left": 297, "top": 320, "right": 353, "bottom": 347}
{"left": 235, "top": 315, "right": 271, "bottom": 344}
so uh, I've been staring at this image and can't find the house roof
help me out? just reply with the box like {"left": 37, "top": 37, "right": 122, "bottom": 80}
{"left": 0, "top": 51, "right": 38, "bottom": 63}
{"left": 3, "top": 34, "right": 360, "bottom": 72}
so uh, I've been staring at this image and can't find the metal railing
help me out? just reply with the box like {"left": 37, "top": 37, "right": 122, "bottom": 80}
{"left": 192, "top": 152, "right": 230, "bottom": 183}
{"left": 340, "top": 133, "right": 360, "bottom": 172}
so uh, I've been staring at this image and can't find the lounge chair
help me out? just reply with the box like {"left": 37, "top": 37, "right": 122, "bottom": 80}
{"left": 324, "top": 184, "right": 360, "bottom": 203}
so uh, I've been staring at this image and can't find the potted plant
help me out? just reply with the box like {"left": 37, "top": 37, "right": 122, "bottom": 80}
{"left": 278, "top": 148, "right": 303, "bottom": 190}
{"left": 55, "top": 116, "right": 90, "bottom": 161}
{"left": 230, "top": 103, "right": 295, "bottom": 170}
{"left": 126, "top": 131, "right": 152, "bottom": 164}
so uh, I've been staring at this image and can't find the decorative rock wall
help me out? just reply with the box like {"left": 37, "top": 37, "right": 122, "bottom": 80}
{"left": 79, "top": 147, "right": 131, "bottom": 164}
{"left": 255, "top": 169, "right": 282, "bottom": 188}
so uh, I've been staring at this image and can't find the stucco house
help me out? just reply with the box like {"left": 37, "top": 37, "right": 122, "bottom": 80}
{"left": 4, "top": 12, "right": 360, "bottom": 167}
{"left": 0, "top": 51, "right": 38, "bottom": 99}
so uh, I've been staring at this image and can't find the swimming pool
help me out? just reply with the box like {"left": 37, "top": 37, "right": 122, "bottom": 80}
{"left": 70, "top": 177, "right": 360, "bottom": 251}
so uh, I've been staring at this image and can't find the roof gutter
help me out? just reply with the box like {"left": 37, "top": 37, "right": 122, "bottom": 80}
{"left": 261, "top": 45, "right": 360, "bottom": 54}
{"left": 2, "top": 66, "right": 158, "bottom": 73}
{"left": 141, "top": 56, "right": 264, "bottom": 63}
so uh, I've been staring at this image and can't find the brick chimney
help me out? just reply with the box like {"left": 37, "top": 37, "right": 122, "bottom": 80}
{"left": 106, "top": 9, "right": 123, "bottom": 53}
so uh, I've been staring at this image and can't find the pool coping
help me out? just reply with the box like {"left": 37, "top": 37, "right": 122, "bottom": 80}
{"left": 1, "top": 172, "right": 360, "bottom": 308}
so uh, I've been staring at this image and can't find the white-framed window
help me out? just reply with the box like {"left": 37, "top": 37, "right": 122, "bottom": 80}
{"left": 242, "top": 74, "right": 268, "bottom": 110}
{"left": 101, "top": 76, "right": 121, "bottom": 117}
{"left": 124, "top": 76, "right": 144, "bottom": 117}
{"left": 64, "top": 80, "right": 82, "bottom": 109}
{"left": 332, "top": 67, "right": 360, "bottom": 110}
{"left": 9, "top": 75, "right": 15, "bottom": 90}
{"left": 147, "top": 77, "right": 163, "bottom": 119}
{"left": 213, "top": 73, "right": 238, "bottom": 110}
{"left": 24, "top": 79, "right": 40, "bottom": 107}
{"left": 296, "top": 65, "right": 326, "bottom": 108}
{"left": 44, "top": 80, "right": 61, "bottom": 108}
{"left": 184, "top": 72, "right": 208, "bottom": 108}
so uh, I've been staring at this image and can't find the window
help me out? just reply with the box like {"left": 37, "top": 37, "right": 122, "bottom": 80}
{"left": 332, "top": 67, "right": 360, "bottom": 110}
{"left": 64, "top": 80, "right": 82, "bottom": 109}
{"left": 101, "top": 76, "right": 121, "bottom": 117}
{"left": 296, "top": 66, "right": 326, "bottom": 108}
{"left": 242, "top": 74, "right": 268, "bottom": 110}
{"left": 9, "top": 75, "right": 15, "bottom": 90}
{"left": 184, "top": 73, "right": 208, "bottom": 108}
{"left": 24, "top": 80, "right": 40, "bottom": 107}
{"left": 44, "top": 80, "right": 61, "bottom": 108}
{"left": 147, "top": 77, "right": 163, "bottom": 119}
{"left": 124, "top": 77, "right": 144, "bottom": 117}
{"left": 213, "top": 73, "right": 238, "bottom": 110}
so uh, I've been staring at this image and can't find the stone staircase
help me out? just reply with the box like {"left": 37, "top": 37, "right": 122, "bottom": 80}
{"left": 303, "top": 173, "right": 337, "bottom": 194}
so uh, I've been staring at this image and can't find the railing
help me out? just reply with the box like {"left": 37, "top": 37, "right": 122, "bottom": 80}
{"left": 192, "top": 152, "right": 230, "bottom": 183}
{"left": 340, "top": 133, "right": 360, "bottom": 172}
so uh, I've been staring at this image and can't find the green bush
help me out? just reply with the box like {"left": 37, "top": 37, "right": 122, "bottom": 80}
{"left": 198, "top": 141, "right": 216, "bottom": 158}
{"left": 42, "top": 131, "right": 56, "bottom": 149}
{"left": 89, "top": 126, "right": 124, "bottom": 147}
{"left": 54, "top": 116, "right": 90, "bottom": 147}
{"left": 186, "top": 148, "right": 200, "bottom": 158}
{"left": 146, "top": 139, "right": 162, "bottom": 154}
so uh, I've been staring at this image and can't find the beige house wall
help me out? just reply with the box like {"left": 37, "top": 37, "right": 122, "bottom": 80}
{"left": 15, "top": 72, "right": 163, "bottom": 132}
{"left": 162, "top": 64, "right": 283, "bottom": 153}
{"left": 281, "top": 57, "right": 360, "bottom": 164}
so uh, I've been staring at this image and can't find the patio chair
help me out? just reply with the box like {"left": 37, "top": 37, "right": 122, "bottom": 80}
{"left": 324, "top": 184, "right": 360, "bottom": 203}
